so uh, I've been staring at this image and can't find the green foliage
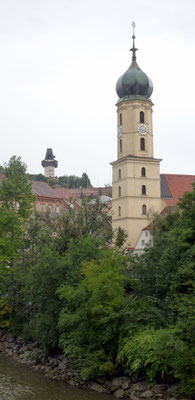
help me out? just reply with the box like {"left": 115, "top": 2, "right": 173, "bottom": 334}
{"left": 0, "top": 165, "right": 4, "bottom": 174}
{"left": 0, "top": 298, "right": 12, "bottom": 328}
{"left": 0, "top": 156, "right": 34, "bottom": 219}
{"left": 20, "top": 212, "right": 55, "bottom": 268}
{"left": 76, "top": 198, "right": 112, "bottom": 243}
{"left": 23, "top": 247, "right": 66, "bottom": 350}
{"left": 28, "top": 173, "right": 49, "bottom": 183}
{"left": 58, "top": 172, "right": 92, "bottom": 188}
{"left": 0, "top": 156, "right": 34, "bottom": 267}
{"left": 114, "top": 226, "right": 128, "bottom": 248}
{"left": 80, "top": 172, "right": 92, "bottom": 188}
{"left": 58, "top": 250, "right": 128, "bottom": 378}
{"left": 54, "top": 197, "right": 113, "bottom": 254}
{"left": 28, "top": 173, "right": 57, "bottom": 187}
{"left": 127, "top": 185, "right": 195, "bottom": 396}
{"left": 118, "top": 328, "right": 195, "bottom": 391}
{"left": 0, "top": 156, "right": 35, "bottom": 334}
{"left": 29, "top": 172, "right": 93, "bottom": 188}
{"left": 60, "top": 236, "right": 104, "bottom": 285}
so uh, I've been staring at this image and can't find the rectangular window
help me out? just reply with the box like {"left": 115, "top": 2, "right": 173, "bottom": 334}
{"left": 141, "top": 240, "right": 145, "bottom": 246}
{"left": 145, "top": 231, "right": 148, "bottom": 237}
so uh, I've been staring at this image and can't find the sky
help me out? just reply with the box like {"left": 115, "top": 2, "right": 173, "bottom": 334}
{"left": 0, "top": 0, "right": 194, "bottom": 187}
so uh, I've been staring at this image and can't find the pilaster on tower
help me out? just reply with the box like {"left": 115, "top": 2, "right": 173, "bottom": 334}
{"left": 41, "top": 148, "right": 58, "bottom": 178}
{"left": 111, "top": 24, "right": 163, "bottom": 248}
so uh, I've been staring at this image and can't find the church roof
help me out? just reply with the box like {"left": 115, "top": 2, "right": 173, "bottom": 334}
{"left": 161, "top": 174, "right": 195, "bottom": 206}
{"left": 116, "top": 26, "right": 153, "bottom": 102}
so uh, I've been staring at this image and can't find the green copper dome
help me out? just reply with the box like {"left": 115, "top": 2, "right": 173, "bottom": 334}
{"left": 116, "top": 28, "right": 153, "bottom": 101}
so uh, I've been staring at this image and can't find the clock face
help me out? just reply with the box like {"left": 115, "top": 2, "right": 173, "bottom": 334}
{"left": 138, "top": 124, "right": 147, "bottom": 134}
{"left": 117, "top": 126, "right": 122, "bottom": 137}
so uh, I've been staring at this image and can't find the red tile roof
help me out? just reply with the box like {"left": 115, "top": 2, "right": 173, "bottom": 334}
{"left": 32, "top": 181, "right": 62, "bottom": 199}
{"left": 142, "top": 225, "right": 150, "bottom": 230}
{"left": 32, "top": 182, "right": 81, "bottom": 211}
{"left": 31, "top": 182, "right": 111, "bottom": 209}
{"left": 68, "top": 187, "right": 111, "bottom": 200}
{"left": 163, "top": 174, "right": 195, "bottom": 206}
{"left": 53, "top": 187, "right": 74, "bottom": 199}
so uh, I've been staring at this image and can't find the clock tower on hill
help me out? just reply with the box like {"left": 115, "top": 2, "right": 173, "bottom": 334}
{"left": 42, "top": 148, "right": 58, "bottom": 178}
{"left": 111, "top": 25, "right": 164, "bottom": 248}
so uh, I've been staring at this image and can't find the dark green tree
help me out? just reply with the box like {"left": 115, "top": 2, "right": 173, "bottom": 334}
{"left": 119, "top": 185, "right": 195, "bottom": 396}
{"left": 0, "top": 156, "right": 35, "bottom": 330}
{"left": 54, "top": 197, "right": 113, "bottom": 254}
{"left": 0, "top": 156, "right": 34, "bottom": 267}
{"left": 28, "top": 173, "right": 48, "bottom": 182}
{"left": 22, "top": 247, "right": 66, "bottom": 350}
{"left": 80, "top": 172, "right": 92, "bottom": 188}
{"left": 58, "top": 249, "right": 129, "bottom": 378}
{"left": 0, "top": 165, "right": 4, "bottom": 174}
{"left": 58, "top": 173, "right": 92, "bottom": 189}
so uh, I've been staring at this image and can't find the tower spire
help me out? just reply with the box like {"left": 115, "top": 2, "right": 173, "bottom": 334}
{"left": 130, "top": 21, "right": 138, "bottom": 61}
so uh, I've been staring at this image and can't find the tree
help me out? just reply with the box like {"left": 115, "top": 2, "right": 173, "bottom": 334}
{"left": 0, "top": 156, "right": 35, "bottom": 330}
{"left": 58, "top": 249, "right": 129, "bottom": 378}
{"left": 121, "top": 185, "right": 195, "bottom": 396}
{"left": 80, "top": 172, "right": 92, "bottom": 188}
{"left": 58, "top": 173, "right": 92, "bottom": 188}
{"left": 0, "top": 156, "right": 34, "bottom": 267}
{"left": 22, "top": 247, "right": 66, "bottom": 350}
{"left": 114, "top": 226, "right": 128, "bottom": 249}
{"left": 54, "top": 197, "right": 113, "bottom": 254}
{"left": 28, "top": 173, "right": 48, "bottom": 183}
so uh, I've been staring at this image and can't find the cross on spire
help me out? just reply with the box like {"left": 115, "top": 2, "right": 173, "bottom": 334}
{"left": 130, "top": 21, "right": 138, "bottom": 61}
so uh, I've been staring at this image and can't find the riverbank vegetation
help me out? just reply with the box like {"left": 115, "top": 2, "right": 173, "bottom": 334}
{"left": 0, "top": 157, "right": 194, "bottom": 397}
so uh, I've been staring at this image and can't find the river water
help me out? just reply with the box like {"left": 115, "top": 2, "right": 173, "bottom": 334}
{"left": 0, "top": 354, "right": 113, "bottom": 400}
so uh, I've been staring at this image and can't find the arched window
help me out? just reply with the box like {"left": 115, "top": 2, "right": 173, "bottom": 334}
{"left": 118, "top": 169, "right": 121, "bottom": 179}
{"left": 140, "top": 111, "right": 144, "bottom": 123}
{"left": 118, "top": 206, "right": 121, "bottom": 216}
{"left": 118, "top": 186, "right": 121, "bottom": 197}
{"left": 142, "top": 185, "right": 146, "bottom": 195}
{"left": 140, "top": 137, "right": 145, "bottom": 151}
{"left": 119, "top": 113, "right": 122, "bottom": 125}
{"left": 141, "top": 167, "right": 146, "bottom": 177}
{"left": 119, "top": 139, "right": 122, "bottom": 153}
{"left": 142, "top": 204, "right": 147, "bottom": 215}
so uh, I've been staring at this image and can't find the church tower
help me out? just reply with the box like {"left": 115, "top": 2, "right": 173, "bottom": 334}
{"left": 111, "top": 25, "right": 164, "bottom": 248}
{"left": 41, "top": 148, "right": 58, "bottom": 178}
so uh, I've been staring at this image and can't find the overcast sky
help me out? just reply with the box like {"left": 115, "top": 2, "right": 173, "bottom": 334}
{"left": 0, "top": 0, "right": 194, "bottom": 186}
